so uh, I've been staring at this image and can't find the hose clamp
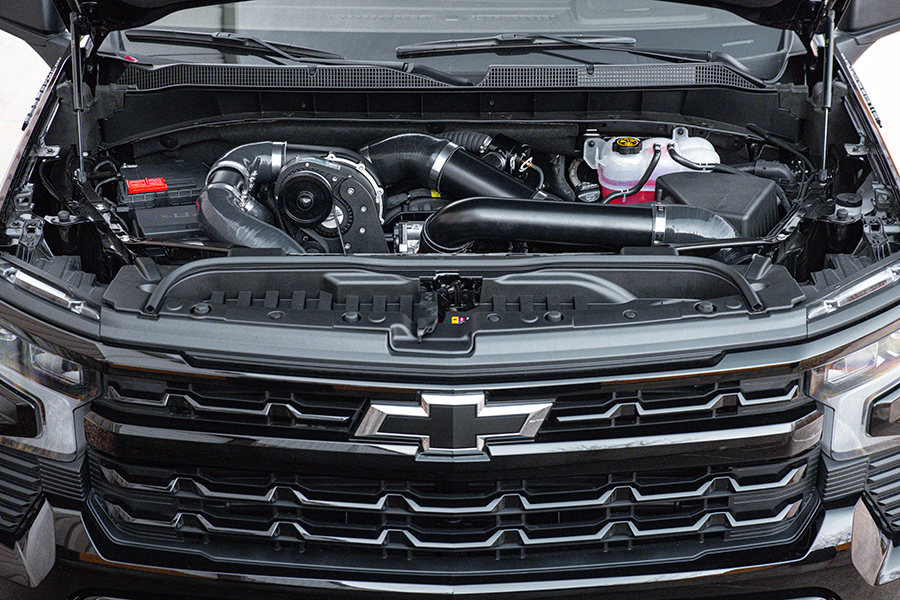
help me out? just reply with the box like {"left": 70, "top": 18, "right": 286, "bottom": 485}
{"left": 205, "top": 181, "right": 243, "bottom": 206}
{"left": 652, "top": 204, "right": 667, "bottom": 245}
{"left": 207, "top": 160, "right": 251, "bottom": 186}
{"left": 429, "top": 142, "right": 460, "bottom": 191}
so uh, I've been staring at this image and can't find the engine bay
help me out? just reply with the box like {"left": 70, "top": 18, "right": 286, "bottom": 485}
{"left": 4, "top": 64, "right": 898, "bottom": 321}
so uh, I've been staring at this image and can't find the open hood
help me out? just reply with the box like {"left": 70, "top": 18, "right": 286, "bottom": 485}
{"left": 3, "top": 0, "right": 900, "bottom": 60}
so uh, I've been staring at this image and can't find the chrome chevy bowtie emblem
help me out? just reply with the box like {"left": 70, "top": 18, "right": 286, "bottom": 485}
{"left": 355, "top": 393, "right": 553, "bottom": 454}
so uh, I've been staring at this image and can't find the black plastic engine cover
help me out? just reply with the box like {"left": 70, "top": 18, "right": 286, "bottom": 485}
{"left": 655, "top": 172, "right": 780, "bottom": 237}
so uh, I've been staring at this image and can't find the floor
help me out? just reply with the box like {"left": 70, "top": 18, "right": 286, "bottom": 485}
{"left": 1, "top": 29, "right": 900, "bottom": 179}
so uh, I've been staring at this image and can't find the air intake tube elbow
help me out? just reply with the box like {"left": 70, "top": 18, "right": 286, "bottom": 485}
{"left": 421, "top": 199, "right": 738, "bottom": 253}
{"left": 198, "top": 142, "right": 305, "bottom": 254}
{"left": 360, "top": 133, "right": 553, "bottom": 200}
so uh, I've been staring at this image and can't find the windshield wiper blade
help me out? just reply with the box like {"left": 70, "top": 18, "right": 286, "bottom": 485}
{"left": 396, "top": 33, "right": 763, "bottom": 85}
{"left": 125, "top": 29, "right": 345, "bottom": 63}
{"left": 397, "top": 33, "right": 636, "bottom": 58}
{"left": 120, "top": 29, "right": 474, "bottom": 85}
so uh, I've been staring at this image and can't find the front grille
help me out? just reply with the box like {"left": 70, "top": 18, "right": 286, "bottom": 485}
{"left": 87, "top": 371, "right": 822, "bottom": 577}
{"left": 89, "top": 447, "right": 818, "bottom": 563}
{"left": 98, "top": 374, "right": 809, "bottom": 443}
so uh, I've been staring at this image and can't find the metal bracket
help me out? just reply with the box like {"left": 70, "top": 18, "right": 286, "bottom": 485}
{"left": 844, "top": 139, "right": 869, "bottom": 156}
{"left": 31, "top": 144, "right": 60, "bottom": 159}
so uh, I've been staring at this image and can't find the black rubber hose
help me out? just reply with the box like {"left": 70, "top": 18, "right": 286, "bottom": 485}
{"left": 745, "top": 123, "right": 816, "bottom": 174}
{"left": 667, "top": 144, "right": 746, "bottom": 176}
{"left": 360, "top": 133, "right": 550, "bottom": 200}
{"left": 422, "top": 198, "right": 737, "bottom": 253}
{"left": 197, "top": 185, "right": 305, "bottom": 255}
{"left": 548, "top": 154, "right": 578, "bottom": 202}
{"left": 733, "top": 160, "right": 797, "bottom": 185}
{"left": 601, "top": 144, "right": 662, "bottom": 204}
{"left": 437, "top": 131, "right": 492, "bottom": 155}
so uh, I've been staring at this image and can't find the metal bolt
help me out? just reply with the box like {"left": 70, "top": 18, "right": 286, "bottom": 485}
{"left": 191, "top": 303, "right": 211, "bottom": 315}
{"left": 359, "top": 227, "right": 366, "bottom": 234}
{"left": 623, "top": 310, "right": 637, "bottom": 319}
{"left": 360, "top": 205, "right": 367, "bottom": 212}
{"left": 347, "top": 187, "right": 355, "bottom": 195}
{"left": 695, "top": 301, "right": 715, "bottom": 314}
{"left": 344, "top": 243, "right": 351, "bottom": 250}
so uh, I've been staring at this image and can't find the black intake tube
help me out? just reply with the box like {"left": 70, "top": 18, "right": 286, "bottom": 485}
{"left": 422, "top": 198, "right": 738, "bottom": 252}
{"left": 198, "top": 185, "right": 305, "bottom": 254}
{"left": 360, "top": 133, "right": 550, "bottom": 200}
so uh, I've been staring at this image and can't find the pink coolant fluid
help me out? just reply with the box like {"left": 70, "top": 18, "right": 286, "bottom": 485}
{"left": 583, "top": 127, "right": 720, "bottom": 204}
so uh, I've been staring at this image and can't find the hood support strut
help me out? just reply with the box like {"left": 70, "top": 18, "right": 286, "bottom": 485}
{"left": 69, "top": 12, "right": 87, "bottom": 184}
{"left": 820, "top": 8, "right": 835, "bottom": 182}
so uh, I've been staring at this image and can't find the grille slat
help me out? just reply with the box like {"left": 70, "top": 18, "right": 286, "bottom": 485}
{"left": 90, "top": 448, "right": 818, "bottom": 556}
{"left": 99, "top": 375, "right": 809, "bottom": 444}
{"left": 866, "top": 446, "right": 900, "bottom": 530}
{"left": 0, "top": 445, "right": 41, "bottom": 533}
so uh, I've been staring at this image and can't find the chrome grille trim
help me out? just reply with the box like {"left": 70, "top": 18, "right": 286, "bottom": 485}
{"left": 555, "top": 384, "right": 800, "bottom": 423}
{"left": 107, "top": 387, "right": 350, "bottom": 423}
{"left": 104, "top": 500, "right": 803, "bottom": 550}
{"left": 97, "top": 462, "right": 808, "bottom": 515}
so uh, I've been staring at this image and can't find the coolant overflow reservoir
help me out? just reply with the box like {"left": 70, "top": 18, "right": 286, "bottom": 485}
{"left": 583, "top": 127, "right": 720, "bottom": 204}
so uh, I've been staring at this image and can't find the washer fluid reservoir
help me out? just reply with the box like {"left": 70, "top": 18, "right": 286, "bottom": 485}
{"left": 583, "top": 127, "right": 720, "bottom": 204}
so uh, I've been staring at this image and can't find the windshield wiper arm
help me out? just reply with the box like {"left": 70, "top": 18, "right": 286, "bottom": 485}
{"left": 397, "top": 33, "right": 763, "bottom": 85}
{"left": 397, "top": 33, "right": 636, "bottom": 58}
{"left": 125, "top": 29, "right": 345, "bottom": 63}
{"left": 121, "top": 29, "right": 474, "bottom": 86}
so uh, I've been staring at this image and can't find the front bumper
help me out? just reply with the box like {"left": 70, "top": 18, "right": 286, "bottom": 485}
{"left": 0, "top": 502, "right": 896, "bottom": 600}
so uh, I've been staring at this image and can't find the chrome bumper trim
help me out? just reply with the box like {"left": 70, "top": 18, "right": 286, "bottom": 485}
{"left": 0, "top": 501, "right": 55, "bottom": 588}
{"left": 53, "top": 504, "right": 857, "bottom": 595}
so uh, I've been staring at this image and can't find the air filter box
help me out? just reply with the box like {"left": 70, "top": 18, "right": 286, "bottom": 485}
{"left": 655, "top": 172, "right": 780, "bottom": 237}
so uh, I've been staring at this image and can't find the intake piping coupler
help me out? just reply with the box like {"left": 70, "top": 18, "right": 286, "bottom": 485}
{"left": 421, "top": 198, "right": 738, "bottom": 252}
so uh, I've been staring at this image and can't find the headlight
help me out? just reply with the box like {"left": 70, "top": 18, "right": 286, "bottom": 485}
{"left": 0, "top": 326, "right": 95, "bottom": 401}
{"left": 810, "top": 330, "right": 900, "bottom": 398}
{"left": 810, "top": 322, "right": 900, "bottom": 459}
{"left": 0, "top": 321, "right": 96, "bottom": 459}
